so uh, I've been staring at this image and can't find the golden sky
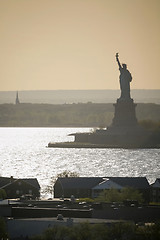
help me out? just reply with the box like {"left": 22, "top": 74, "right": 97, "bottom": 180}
{"left": 0, "top": 0, "right": 160, "bottom": 91}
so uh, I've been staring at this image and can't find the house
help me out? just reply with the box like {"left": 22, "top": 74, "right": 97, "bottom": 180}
{"left": 54, "top": 177, "right": 150, "bottom": 202}
{"left": 150, "top": 178, "right": 160, "bottom": 202}
{"left": 54, "top": 177, "right": 103, "bottom": 198}
{"left": 92, "top": 177, "right": 150, "bottom": 202}
{"left": 0, "top": 176, "right": 40, "bottom": 199}
{"left": 92, "top": 178, "right": 123, "bottom": 198}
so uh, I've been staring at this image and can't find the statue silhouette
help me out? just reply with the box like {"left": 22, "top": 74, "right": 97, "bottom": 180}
{"left": 116, "top": 53, "right": 132, "bottom": 100}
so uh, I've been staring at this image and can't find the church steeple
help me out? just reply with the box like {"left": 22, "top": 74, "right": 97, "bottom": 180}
{"left": 15, "top": 91, "right": 20, "bottom": 104}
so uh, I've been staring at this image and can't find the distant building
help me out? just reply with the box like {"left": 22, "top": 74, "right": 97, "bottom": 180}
{"left": 54, "top": 177, "right": 150, "bottom": 202}
{"left": 0, "top": 176, "right": 40, "bottom": 199}
{"left": 15, "top": 91, "right": 20, "bottom": 104}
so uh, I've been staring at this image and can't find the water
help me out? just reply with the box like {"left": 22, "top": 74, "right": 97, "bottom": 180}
{"left": 0, "top": 127, "right": 160, "bottom": 197}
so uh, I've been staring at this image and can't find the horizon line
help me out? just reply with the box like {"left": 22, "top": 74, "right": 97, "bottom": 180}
{"left": 1, "top": 89, "right": 160, "bottom": 92}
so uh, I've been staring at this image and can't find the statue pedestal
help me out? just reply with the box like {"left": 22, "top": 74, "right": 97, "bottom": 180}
{"left": 72, "top": 98, "right": 150, "bottom": 147}
{"left": 49, "top": 98, "right": 154, "bottom": 148}
{"left": 111, "top": 98, "right": 138, "bottom": 127}
{"left": 103, "top": 98, "right": 150, "bottom": 147}
{"left": 70, "top": 98, "right": 151, "bottom": 148}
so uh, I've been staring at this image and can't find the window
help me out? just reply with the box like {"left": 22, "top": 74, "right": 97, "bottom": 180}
{"left": 18, "top": 181, "right": 22, "bottom": 186}
{"left": 152, "top": 189, "right": 156, "bottom": 196}
{"left": 16, "top": 190, "right": 20, "bottom": 195}
{"left": 29, "top": 189, "right": 32, "bottom": 194}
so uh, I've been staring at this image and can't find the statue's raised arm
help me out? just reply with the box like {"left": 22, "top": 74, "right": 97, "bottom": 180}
{"left": 116, "top": 53, "right": 122, "bottom": 69}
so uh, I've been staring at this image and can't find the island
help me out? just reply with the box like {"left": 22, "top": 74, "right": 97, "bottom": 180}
{"left": 48, "top": 54, "right": 157, "bottom": 148}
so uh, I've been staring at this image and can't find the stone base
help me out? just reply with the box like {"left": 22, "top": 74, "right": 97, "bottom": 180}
{"left": 71, "top": 128, "right": 150, "bottom": 148}
{"left": 112, "top": 98, "right": 138, "bottom": 127}
{"left": 48, "top": 98, "right": 158, "bottom": 148}
{"left": 71, "top": 99, "right": 152, "bottom": 148}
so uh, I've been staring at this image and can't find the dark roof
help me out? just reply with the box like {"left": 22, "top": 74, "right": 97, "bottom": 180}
{"left": 109, "top": 177, "right": 150, "bottom": 189}
{"left": 151, "top": 178, "right": 160, "bottom": 187}
{"left": 56, "top": 177, "right": 150, "bottom": 189}
{"left": 0, "top": 177, "right": 11, "bottom": 188}
{"left": 22, "top": 178, "right": 40, "bottom": 189}
{"left": 0, "top": 177, "right": 40, "bottom": 189}
{"left": 57, "top": 177, "right": 103, "bottom": 189}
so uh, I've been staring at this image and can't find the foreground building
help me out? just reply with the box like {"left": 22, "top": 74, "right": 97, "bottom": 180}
{"left": 54, "top": 177, "right": 150, "bottom": 202}
{"left": 54, "top": 177, "right": 103, "bottom": 199}
{"left": 0, "top": 176, "right": 40, "bottom": 199}
{"left": 150, "top": 178, "right": 160, "bottom": 202}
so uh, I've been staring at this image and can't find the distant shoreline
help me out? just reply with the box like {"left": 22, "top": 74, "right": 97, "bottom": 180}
{"left": 0, "top": 102, "right": 159, "bottom": 128}
{"left": 0, "top": 89, "right": 160, "bottom": 104}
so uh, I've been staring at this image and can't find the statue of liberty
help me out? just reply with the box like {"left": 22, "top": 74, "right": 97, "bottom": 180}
{"left": 116, "top": 53, "right": 132, "bottom": 100}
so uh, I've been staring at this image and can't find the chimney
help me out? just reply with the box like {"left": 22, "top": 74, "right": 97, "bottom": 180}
{"left": 10, "top": 176, "right": 14, "bottom": 183}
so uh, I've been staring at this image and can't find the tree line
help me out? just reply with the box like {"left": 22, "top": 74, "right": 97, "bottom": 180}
{"left": 32, "top": 221, "right": 160, "bottom": 240}
{"left": 1, "top": 217, "right": 160, "bottom": 240}
{"left": 0, "top": 102, "right": 160, "bottom": 127}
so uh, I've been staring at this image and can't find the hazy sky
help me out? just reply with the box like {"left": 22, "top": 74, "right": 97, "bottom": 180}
{"left": 0, "top": 0, "right": 160, "bottom": 91}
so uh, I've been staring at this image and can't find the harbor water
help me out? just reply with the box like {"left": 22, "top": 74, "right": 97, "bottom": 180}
{"left": 0, "top": 127, "right": 159, "bottom": 197}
